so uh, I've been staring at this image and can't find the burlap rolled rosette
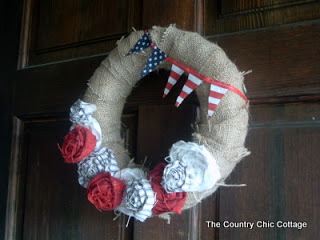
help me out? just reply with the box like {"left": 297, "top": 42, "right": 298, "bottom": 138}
{"left": 148, "top": 163, "right": 187, "bottom": 215}
{"left": 87, "top": 172, "right": 126, "bottom": 211}
{"left": 59, "top": 125, "right": 97, "bottom": 163}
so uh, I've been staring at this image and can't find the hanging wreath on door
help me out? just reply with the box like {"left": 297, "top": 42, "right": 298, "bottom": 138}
{"left": 59, "top": 25, "right": 250, "bottom": 223}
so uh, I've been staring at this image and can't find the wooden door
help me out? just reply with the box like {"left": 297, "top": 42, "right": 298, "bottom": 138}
{"left": 2, "top": 0, "right": 320, "bottom": 240}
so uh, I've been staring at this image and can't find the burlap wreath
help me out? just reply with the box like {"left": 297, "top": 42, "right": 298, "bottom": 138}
{"left": 61, "top": 25, "right": 250, "bottom": 222}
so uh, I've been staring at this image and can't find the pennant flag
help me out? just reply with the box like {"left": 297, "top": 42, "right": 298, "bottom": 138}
{"left": 175, "top": 74, "right": 203, "bottom": 107}
{"left": 140, "top": 46, "right": 167, "bottom": 78}
{"left": 208, "top": 84, "right": 228, "bottom": 118}
{"left": 126, "top": 32, "right": 152, "bottom": 56}
{"left": 163, "top": 64, "right": 184, "bottom": 98}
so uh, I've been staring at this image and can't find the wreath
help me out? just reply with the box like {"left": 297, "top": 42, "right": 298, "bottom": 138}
{"left": 59, "top": 25, "right": 250, "bottom": 223}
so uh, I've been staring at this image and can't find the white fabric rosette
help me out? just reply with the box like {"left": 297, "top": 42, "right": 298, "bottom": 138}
{"left": 114, "top": 168, "right": 155, "bottom": 222}
{"left": 162, "top": 140, "right": 221, "bottom": 192}
{"left": 70, "top": 99, "right": 102, "bottom": 149}
{"left": 77, "top": 147, "right": 120, "bottom": 188}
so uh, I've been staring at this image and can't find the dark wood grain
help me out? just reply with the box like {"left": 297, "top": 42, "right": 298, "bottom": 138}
{"left": 283, "top": 128, "right": 320, "bottom": 240}
{"left": 122, "top": 70, "right": 200, "bottom": 239}
{"left": 136, "top": 104, "right": 197, "bottom": 168}
{"left": 204, "top": 0, "right": 320, "bottom": 35}
{"left": 1, "top": 0, "right": 23, "bottom": 239}
{"left": 195, "top": 0, "right": 205, "bottom": 34}
{"left": 141, "top": 0, "right": 196, "bottom": 31}
{"left": 218, "top": 103, "right": 320, "bottom": 239}
{"left": 219, "top": 0, "right": 319, "bottom": 17}
{"left": 125, "top": 70, "right": 199, "bottom": 113}
{"left": 14, "top": 55, "right": 105, "bottom": 116}
{"left": 207, "top": 21, "right": 320, "bottom": 102}
{"left": 35, "top": 0, "right": 129, "bottom": 50}
{"left": 219, "top": 128, "right": 285, "bottom": 239}
{"left": 17, "top": 119, "right": 123, "bottom": 240}
{"left": 198, "top": 192, "right": 219, "bottom": 239}
{"left": 21, "top": 0, "right": 142, "bottom": 67}
{"left": 122, "top": 113, "right": 139, "bottom": 159}
{"left": 133, "top": 104, "right": 198, "bottom": 240}
{"left": 4, "top": 118, "right": 25, "bottom": 240}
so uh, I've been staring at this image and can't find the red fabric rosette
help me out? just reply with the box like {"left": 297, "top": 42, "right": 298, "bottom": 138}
{"left": 59, "top": 125, "right": 96, "bottom": 163}
{"left": 87, "top": 172, "right": 125, "bottom": 211}
{"left": 148, "top": 163, "right": 187, "bottom": 214}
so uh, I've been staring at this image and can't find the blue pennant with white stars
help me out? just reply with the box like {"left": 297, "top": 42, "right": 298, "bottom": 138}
{"left": 126, "top": 32, "right": 152, "bottom": 56}
{"left": 140, "top": 46, "right": 167, "bottom": 78}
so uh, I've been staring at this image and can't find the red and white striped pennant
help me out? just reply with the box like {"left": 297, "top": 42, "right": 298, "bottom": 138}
{"left": 163, "top": 64, "right": 184, "bottom": 98}
{"left": 208, "top": 84, "right": 228, "bottom": 118}
{"left": 175, "top": 74, "right": 203, "bottom": 107}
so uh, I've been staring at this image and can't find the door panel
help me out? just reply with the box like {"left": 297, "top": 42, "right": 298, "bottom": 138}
{"left": 20, "top": 0, "right": 199, "bottom": 68}
{"left": 204, "top": 0, "right": 320, "bottom": 35}
{"left": 141, "top": 0, "right": 197, "bottom": 31}
{"left": 14, "top": 57, "right": 104, "bottom": 115}
{"left": 8, "top": 118, "right": 127, "bottom": 240}
{"left": 218, "top": 103, "right": 320, "bottom": 240}
{"left": 20, "top": 0, "right": 141, "bottom": 67}
{"left": 134, "top": 104, "right": 198, "bottom": 240}
{"left": 208, "top": 22, "right": 320, "bottom": 101}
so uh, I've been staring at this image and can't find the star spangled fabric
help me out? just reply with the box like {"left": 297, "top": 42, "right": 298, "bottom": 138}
{"left": 163, "top": 64, "right": 184, "bottom": 98}
{"left": 126, "top": 32, "right": 152, "bottom": 56}
{"left": 208, "top": 84, "right": 228, "bottom": 118}
{"left": 140, "top": 46, "right": 167, "bottom": 78}
{"left": 175, "top": 74, "right": 203, "bottom": 107}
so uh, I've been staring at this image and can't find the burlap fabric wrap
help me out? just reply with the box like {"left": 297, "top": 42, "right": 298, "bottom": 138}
{"left": 83, "top": 25, "right": 250, "bottom": 214}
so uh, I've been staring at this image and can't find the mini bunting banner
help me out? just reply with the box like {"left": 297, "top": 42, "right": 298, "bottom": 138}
{"left": 208, "top": 84, "right": 228, "bottom": 118}
{"left": 163, "top": 64, "right": 184, "bottom": 98}
{"left": 124, "top": 31, "right": 248, "bottom": 119}
{"left": 140, "top": 46, "right": 167, "bottom": 78}
{"left": 126, "top": 32, "right": 152, "bottom": 56}
{"left": 175, "top": 74, "right": 203, "bottom": 107}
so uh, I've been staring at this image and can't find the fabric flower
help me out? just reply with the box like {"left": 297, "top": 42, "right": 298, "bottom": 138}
{"left": 69, "top": 99, "right": 102, "bottom": 149}
{"left": 59, "top": 125, "right": 97, "bottom": 163}
{"left": 162, "top": 160, "right": 186, "bottom": 192}
{"left": 78, "top": 147, "right": 120, "bottom": 188}
{"left": 87, "top": 172, "right": 125, "bottom": 211}
{"left": 70, "top": 99, "right": 97, "bottom": 125}
{"left": 126, "top": 179, "right": 149, "bottom": 210}
{"left": 148, "top": 163, "right": 187, "bottom": 214}
{"left": 115, "top": 168, "right": 155, "bottom": 222}
{"left": 162, "top": 141, "right": 221, "bottom": 192}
